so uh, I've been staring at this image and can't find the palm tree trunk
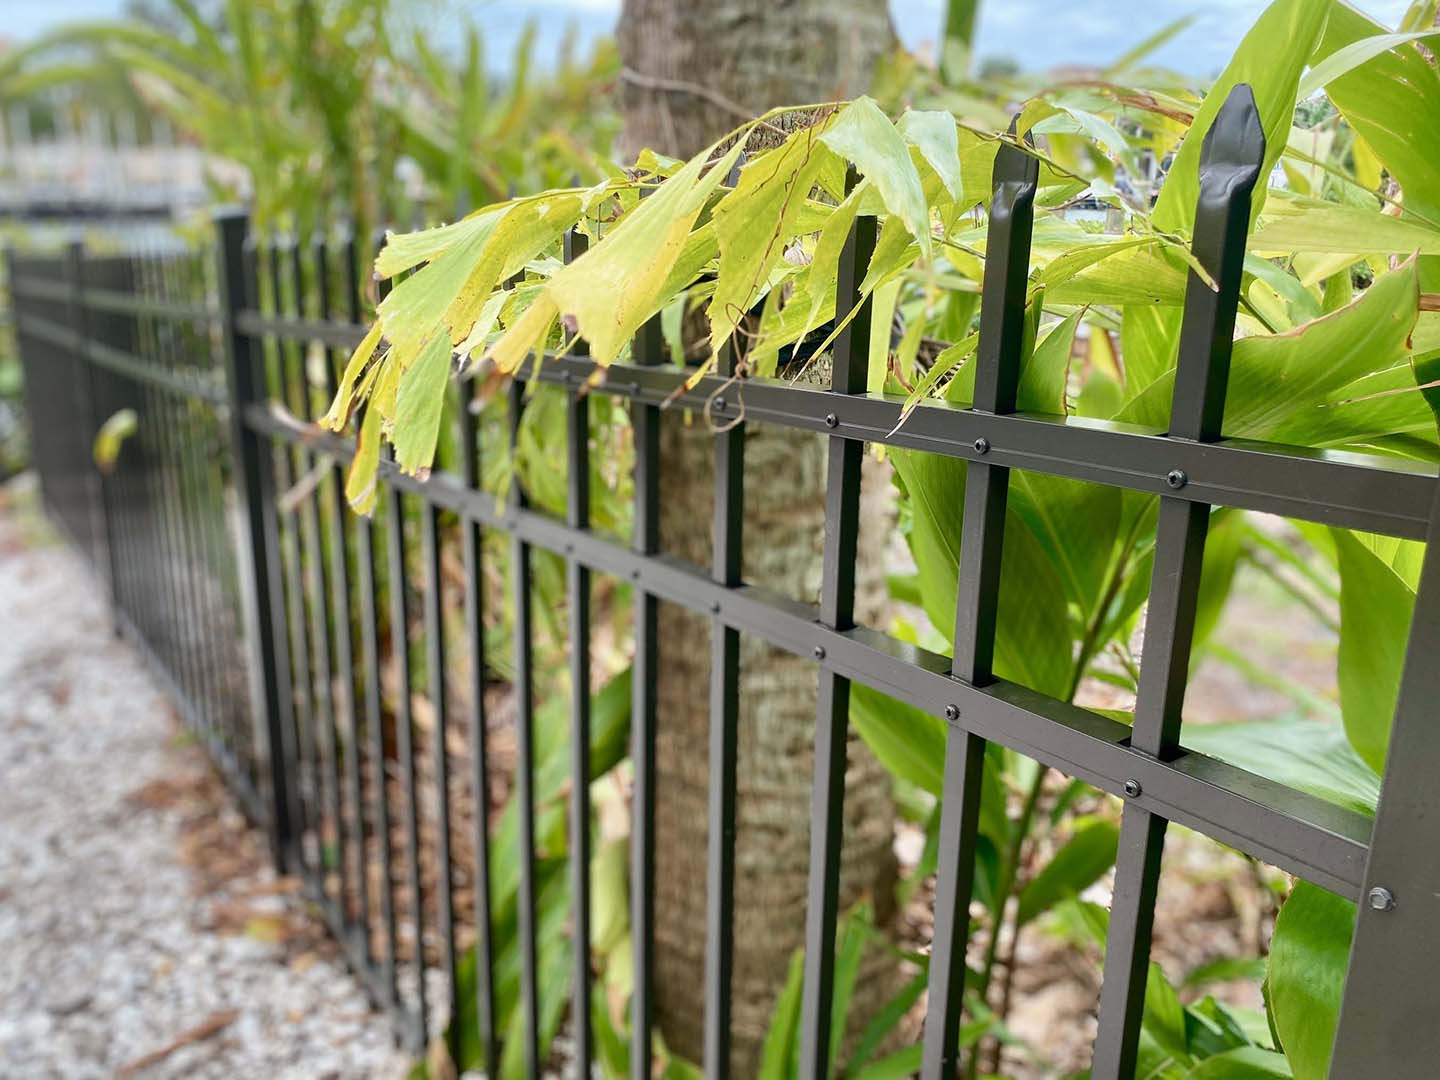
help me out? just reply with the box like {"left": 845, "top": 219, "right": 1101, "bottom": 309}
{"left": 617, "top": 2, "right": 901, "bottom": 1069}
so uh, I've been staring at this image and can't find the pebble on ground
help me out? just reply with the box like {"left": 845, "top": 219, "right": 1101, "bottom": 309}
{"left": 0, "top": 483, "right": 412, "bottom": 1080}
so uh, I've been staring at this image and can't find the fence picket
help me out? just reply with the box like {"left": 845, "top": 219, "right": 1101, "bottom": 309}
{"left": 922, "top": 122, "right": 1039, "bottom": 1079}
{"left": 1091, "top": 84, "right": 1265, "bottom": 1080}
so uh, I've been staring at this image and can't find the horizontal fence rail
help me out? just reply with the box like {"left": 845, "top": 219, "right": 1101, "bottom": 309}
{"left": 9, "top": 81, "right": 1439, "bottom": 1078}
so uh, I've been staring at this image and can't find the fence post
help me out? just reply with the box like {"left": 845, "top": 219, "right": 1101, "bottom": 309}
{"left": 63, "top": 237, "right": 115, "bottom": 602}
{"left": 214, "top": 207, "right": 297, "bottom": 872}
{"left": 1328, "top": 484, "right": 1440, "bottom": 1075}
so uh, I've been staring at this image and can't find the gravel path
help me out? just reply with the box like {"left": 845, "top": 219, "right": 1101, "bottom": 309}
{"left": 0, "top": 482, "right": 412, "bottom": 1079}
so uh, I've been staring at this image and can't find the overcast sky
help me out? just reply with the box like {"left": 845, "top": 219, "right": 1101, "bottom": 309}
{"left": 6, "top": 0, "right": 1417, "bottom": 77}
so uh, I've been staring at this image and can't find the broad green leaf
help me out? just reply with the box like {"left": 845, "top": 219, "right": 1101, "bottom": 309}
{"left": 849, "top": 684, "right": 947, "bottom": 795}
{"left": 489, "top": 291, "right": 559, "bottom": 375}
{"left": 345, "top": 359, "right": 399, "bottom": 513}
{"left": 845, "top": 969, "right": 927, "bottom": 1072}
{"left": 1181, "top": 715, "right": 1379, "bottom": 818}
{"left": 1269, "top": 882, "right": 1354, "bottom": 1080}
{"left": 1008, "top": 470, "right": 1121, "bottom": 635}
{"left": 1253, "top": 192, "right": 1440, "bottom": 256}
{"left": 1413, "top": 346, "right": 1440, "bottom": 428}
{"left": 1331, "top": 528, "right": 1416, "bottom": 773}
{"left": 1316, "top": 2, "right": 1440, "bottom": 225}
{"left": 1122, "top": 304, "right": 1181, "bottom": 400}
{"left": 1184, "top": 1046, "right": 1293, "bottom": 1079}
{"left": 821, "top": 97, "right": 932, "bottom": 257}
{"left": 378, "top": 211, "right": 504, "bottom": 355}
{"left": 1017, "top": 309, "right": 1082, "bottom": 416}
{"left": 1144, "top": 961, "right": 1192, "bottom": 1065}
{"left": 1119, "top": 262, "right": 1419, "bottom": 449}
{"left": 1045, "top": 243, "right": 1190, "bottom": 307}
{"left": 1153, "top": 0, "right": 1327, "bottom": 234}
{"left": 851, "top": 1044, "right": 924, "bottom": 1080}
{"left": 1192, "top": 509, "right": 1245, "bottom": 658}
{"left": 1298, "top": 28, "right": 1440, "bottom": 99}
{"left": 848, "top": 685, "right": 1009, "bottom": 844}
{"left": 891, "top": 449, "right": 1073, "bottom": 699}
{"left": 758, "top": 949, "right": 805, "bottom": 1080}
{"left": 445, "top": 195, "right": 583, "bottom": 342}
{"left": 828, "top": 902, "right": 873, "bottom": 1070}
{"left": 1016, "top": 820, "right": 1120, "bottom": 926}
{"left": 897, "top": 109, "right": 963, "bottom": 202}
{"left": 1033, "top": 237, "right": 1156, "bottom": 292}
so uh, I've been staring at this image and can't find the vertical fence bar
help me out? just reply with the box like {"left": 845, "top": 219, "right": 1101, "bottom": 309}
{"left": 922, "top": 126, "right": 1039, "bottom": 1079}
{"left": 215, "top": 209, "right": 298, "bottom": 870}
{"left": 563, "top": 226, "right": 594, "bottom": 1072}
{"left": 363, "top": 231, "right": 402, "bottom": 1012}
{"left": 310, "top": 228, "right": 355, "bottom": 925}
{"left": 459, "top": 370, "right": 499, "bottom": 1075}
{"left": 340, "top": 232, "right": 373, "bottom": 946}
{"left": 386, "top": 483, "right": 429, "bottom": 1047}
{"left": 421, "top": 492, "right": 458, "bottom": 1053}
{"left": 509, "top": 374, "right": 541, "bottom": 1076}
{"left": 63, "top": 239, "right": 113, "bottom": 605}
{"left": 289, "top": 238, "right": 343, "bottom": 901}
{"left": 318, "top": 227, "right": 366, "bottom": 948}
{"left": 1090, "top": 85, "right": 1264, "bottom": 1080}
{"left": 170, "top": 250, "right": 222, "bottom": 758}
{"left": 798, "top": 165, "right": 875, "bottom": 1078}
{"left": 269, "top": 237, "right": 317, "bottom": 852}
{"left": 629, "top": 308, "right": 663, "bottom": 1080}
{"left": 703, "top": 343, "right": 745, "bottom": 1080}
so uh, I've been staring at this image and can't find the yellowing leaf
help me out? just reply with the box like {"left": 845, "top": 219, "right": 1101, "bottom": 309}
{"left": 708, "top": 122, "right": 838, "bottom": 357}
{"left": 488, "top": 290, "right": 558, "bottom": 374}
{"left": 345, "top": 359, "right": 400, "bottom": 514}
{"left": 392, "top": 333, "right": 453, "bottom": 475}
{"left": 92, "top": 408, "right": 138, "bottom": 474}
{"left": 821, "top": 96, "right": 932, "bottom": 257}
{"left": 376, "top": 207, "right": 504, "bottom": 280}
{"left": 546, "top": 137, "right": 746, "bottom": 363}
{"left": 321, "top": 320, "right": 384, "bottom": 431}
{"left": 443, "top": 195, "right": 582, "bottom": 345}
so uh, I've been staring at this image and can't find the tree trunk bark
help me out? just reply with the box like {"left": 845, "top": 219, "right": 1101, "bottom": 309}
{"left": 616, "top": 2, "right": 901, "bottom": 1070}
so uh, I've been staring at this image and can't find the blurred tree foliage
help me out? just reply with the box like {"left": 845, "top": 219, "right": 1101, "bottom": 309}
{"left": 0, "top": 0, "right": 621, "bottom": 237}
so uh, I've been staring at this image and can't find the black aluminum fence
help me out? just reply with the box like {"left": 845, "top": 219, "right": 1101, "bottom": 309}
{"left": 10, "top": 84, "right": 1440, "bottom": 1078}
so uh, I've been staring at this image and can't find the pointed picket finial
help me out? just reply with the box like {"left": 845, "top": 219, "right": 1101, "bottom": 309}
{"left": 993, "top": 114, "right": 1041, "bottom": 191}
{"left": 1169, "top": 81, "right": 1267, "bottom": 443}
{"left": 971, "top": 115, "right": 1040, "bottom": 416}
{"left": 1197, "top": 82, "right": 1266, "bottom": 206}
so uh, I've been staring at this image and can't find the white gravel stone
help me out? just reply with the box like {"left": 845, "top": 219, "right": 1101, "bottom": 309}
{"left": 0, "top": 490, "right": 412, "bottom": 1079}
